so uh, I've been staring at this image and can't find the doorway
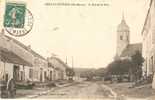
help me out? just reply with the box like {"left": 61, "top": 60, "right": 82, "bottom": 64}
{"left": 50, "top": 71, "right": 52, "bottom": 81}
{"left": 13, "top": 65, "right": 20, "bottom": 81}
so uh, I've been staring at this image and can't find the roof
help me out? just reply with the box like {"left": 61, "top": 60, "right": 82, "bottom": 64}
{"left": 0, "top": 47, "right": 32, "bottom": 66}
{"left": 50, "top": 56, "right": 69, "bottom": 69}
{"left": 120, "top": 43, "right": 142, "bottom": 57}
{"left": 117, "top": 15, "right": 129, "bottom": 31}
{"left": 5, "top": 35, "right": 46, "bottom": 60}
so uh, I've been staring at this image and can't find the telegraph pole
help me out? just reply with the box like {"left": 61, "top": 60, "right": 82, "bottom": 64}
{"left": 65, "top": 56, "right": 67, "bottom": 64}
{"left": 71, "top": 56, "right": 74, "bottom": 81}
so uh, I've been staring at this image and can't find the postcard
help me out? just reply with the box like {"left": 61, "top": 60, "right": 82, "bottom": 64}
{"left": 0, "top": 0, "right": 155, "bottom": 100}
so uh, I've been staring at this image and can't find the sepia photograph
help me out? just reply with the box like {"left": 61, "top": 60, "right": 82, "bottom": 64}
{"left": 0, "top": 0, "right": 155, "bottom": 100}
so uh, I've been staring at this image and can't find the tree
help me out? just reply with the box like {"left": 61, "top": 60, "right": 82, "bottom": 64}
{"left": 104, "top": 51, "right": 144, "bottom": 83}
{"left": 106, "top": 59, "right": 131, "bottom": 75}
{"left": 105, "top": 59, "right": 133, "bottom": 82}
{"left": 131, "top": 51, "right": 144, "bottom": 81}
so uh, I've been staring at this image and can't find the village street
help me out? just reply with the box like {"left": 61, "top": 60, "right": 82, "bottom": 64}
{"left": 34, "top": 81, "right": 116, "bottom": 99}
{"left": 1, "top": 0, "right": 155, "bottom": 100}
{"left": 24, "top": 81, "right": 154, "bottom": 100}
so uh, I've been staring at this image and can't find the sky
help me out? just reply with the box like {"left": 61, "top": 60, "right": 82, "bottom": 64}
{"left": 0, "top": 0, "right": 150, "bottom": 68}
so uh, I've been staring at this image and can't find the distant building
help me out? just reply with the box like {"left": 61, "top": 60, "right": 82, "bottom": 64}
{"left": 115, "top": 14, "right": 142, "bottom": 60}
{"left": 73, "top": 68, "right": 92, "bottom": 81}
{"left": 141, "top": 0, "right": 155, "bottom": 88}
{"left": 47, "top": 56, "right": 68, "bottom": 80}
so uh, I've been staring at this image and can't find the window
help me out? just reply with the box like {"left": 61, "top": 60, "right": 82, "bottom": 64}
{"left": 29, "top": 69, "right": 33, "bottom": 79}
{"left": 20, "top": 71, "right": 24, "bottom": 81}
{"left": 120, "top": 36, "right": 123, "bottom": 40}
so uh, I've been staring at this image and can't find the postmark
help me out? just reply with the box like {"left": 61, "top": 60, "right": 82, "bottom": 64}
{"left": 3, "top": 2, "right": 33, "bottom": 37}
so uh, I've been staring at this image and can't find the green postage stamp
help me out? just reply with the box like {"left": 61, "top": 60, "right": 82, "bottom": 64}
{"left": 3, "top": 2, "right": 33, "bottom": 37}
{"left": 4, "top": 2, "right": 26, "bottom": 28}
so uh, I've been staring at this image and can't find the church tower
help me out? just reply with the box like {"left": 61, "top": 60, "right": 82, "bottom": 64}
{"left": 116, "top": 13, "right": 130, "bottom": 57}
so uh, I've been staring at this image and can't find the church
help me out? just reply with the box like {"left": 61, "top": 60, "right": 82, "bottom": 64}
{"left": 115, "top": 14, "right": 142, "bottom": 60}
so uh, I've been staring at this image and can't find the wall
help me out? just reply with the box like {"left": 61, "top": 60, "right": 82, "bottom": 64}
{"left": 142, "top": 0, "right": 155, "bottom": 76}
{"left": 0, "top": 61, "right": 13, "bottom": 81}
{"left": 48, "top": 57, "right": 67, "bottom": 80}
{"left": 153, "top": 74, "right": 155, "bottom": 89}
{"left": 142, "top": 0, "right": 155, "bottom": 89}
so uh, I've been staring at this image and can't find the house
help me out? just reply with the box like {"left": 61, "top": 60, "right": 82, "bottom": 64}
{"left": 141, "top": 0, "right": 155, "bottom": 89}
{"left": 0, "top": 31, "right": 34, "bottom": 82}
{"left": 0, "top": 30, "right": 50, "bottom": 83}
{"left": 0, "top": 47, "right": 32, "bottom": 83}
{"left": 47, "top": 61, "right": 55, "bottom": 81}
{"left": 28, "top": 47, "right": 48, "bottom": 82}
{"left": 9, "top": 41, "right": 50, "bottom": 83}
{"left": 47, "top": 56, "right": 68, "bottom": 80}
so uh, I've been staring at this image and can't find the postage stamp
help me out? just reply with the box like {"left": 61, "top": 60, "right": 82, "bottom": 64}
{"left": 3, "top": 2, "right": 33, "bottom": 37}
{"left": 4, "top": 2, "right": 26, "bottom": 28}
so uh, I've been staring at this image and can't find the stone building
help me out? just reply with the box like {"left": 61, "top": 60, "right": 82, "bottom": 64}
{"left": 47, "top": 56, "right": 68, "bottom": 80}
{"left": 115, "top": 14, "right": 142, "bottom": 60}
{"left": 141, "top": 0, "right": 155, "bottom": 89}
{"left": 0, "top": 30, "right": 52, "bottom": 83}
{"left": 0, "top": 31, "right": 33, "bottom": 82}
{"left": 0, "top": 29, "right": 67, "bottom": 83}
{"left": 6, "top": 37, "right": 50, "bottom": 82}
{"left": 0, "top": 47, "right": 32, "bottom": 82}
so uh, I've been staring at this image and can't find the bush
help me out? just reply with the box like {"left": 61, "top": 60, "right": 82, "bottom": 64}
{"left": 16, "top": 82, "right": 35, "bottom": 89}
{"left": 16, "top": 83, "right": 34, "bottom": 89}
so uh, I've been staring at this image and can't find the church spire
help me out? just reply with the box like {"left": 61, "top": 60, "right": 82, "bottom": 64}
{"left": 118, "top": 11, "right": 129, "bottom": 29}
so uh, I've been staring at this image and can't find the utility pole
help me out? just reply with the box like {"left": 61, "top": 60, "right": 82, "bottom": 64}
{"left": 65, "top": 56, "right": 67, "bottom": 64}
{"left": 71, "top": 56, "right": 74, "bottom": 81}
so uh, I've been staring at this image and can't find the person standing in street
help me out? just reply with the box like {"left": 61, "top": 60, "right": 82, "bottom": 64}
{"left": 7, "top": 78, "right": 16, "bottom": 98}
